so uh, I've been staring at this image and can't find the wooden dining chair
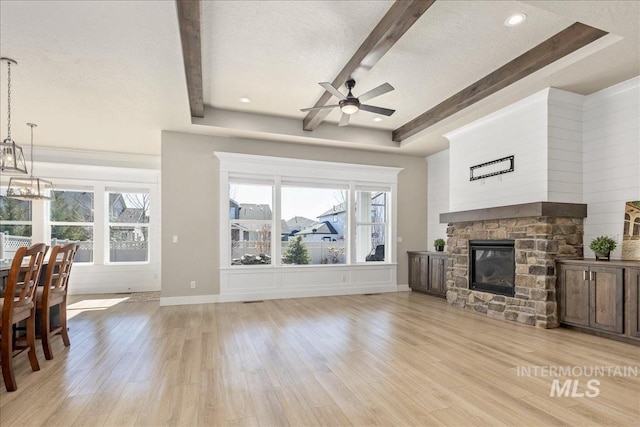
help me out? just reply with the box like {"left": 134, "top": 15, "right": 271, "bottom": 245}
{"left": 36, "top": 242, "right": 79, "bottom": 360}
{"left": 0, "top": 243, "right": 48, "bottom": 392}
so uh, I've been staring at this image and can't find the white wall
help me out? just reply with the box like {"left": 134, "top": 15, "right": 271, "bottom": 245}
{"left": 161, "top": 132, "right": 428, "bottom": 301}
{"left": 547, "top": 88, "right": 584, "bottom": 203}
{"left": 445, "top": 90, "right": 549, "bottom": 212}
{"left": 426, "top": 149, "right": 449, "bottom": 247}
{"left": 582, "top": 77, "right": 640, "bottom": 259}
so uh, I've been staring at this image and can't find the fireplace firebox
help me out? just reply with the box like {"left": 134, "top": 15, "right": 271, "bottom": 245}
{"left": 469, "top": 240, "right": 515, "bottom": 297}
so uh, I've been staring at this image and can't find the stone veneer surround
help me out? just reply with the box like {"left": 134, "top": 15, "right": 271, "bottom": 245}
{"left": 441, "top": 202, "right": 587, "bottom": 329}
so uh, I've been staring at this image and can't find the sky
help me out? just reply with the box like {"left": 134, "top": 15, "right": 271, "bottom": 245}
{"left": 231, "top": 184, "right": 345, "bottom": 221}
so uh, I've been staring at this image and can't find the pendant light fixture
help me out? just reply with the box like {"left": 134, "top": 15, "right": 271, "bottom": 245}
{"left": 7, "top": 123, "right": 54, "bottom": 200}
{"left": 0, "top": 58, "right": 28, "bottom": 174}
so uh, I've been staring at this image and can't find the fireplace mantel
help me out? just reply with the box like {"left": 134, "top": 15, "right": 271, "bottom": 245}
{"left": 440, "top": 202, "right": 587, "bottom": 224}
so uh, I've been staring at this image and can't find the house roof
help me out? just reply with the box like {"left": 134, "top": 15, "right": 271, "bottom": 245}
{"left": 238, "top": 204, "right": 272, "bottom": 220}
{"left": 1, "top": 1, "right": 637, "bottom": 158}
{"left": 286, "top": 216, "right": 316, "bottom": 230}
{"left": 318, "top": 203, "right": 346, "bottom": 218}
{"left": 295, "top": 221, "right": 339, "bottom": 236}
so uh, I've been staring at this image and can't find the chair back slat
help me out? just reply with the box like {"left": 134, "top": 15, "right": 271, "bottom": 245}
{"left": 42, "top": 243, "right": 79, "bottom": 297}
{"left": 2, "top": 243, "right": 48, "bottom": 319}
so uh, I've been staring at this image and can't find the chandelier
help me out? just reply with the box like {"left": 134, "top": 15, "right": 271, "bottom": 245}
{"left": 0, "top": 58, "right": 27, "bottom": 174}
{"left": 7, "top": 123, "right": 54, "bottom": 200}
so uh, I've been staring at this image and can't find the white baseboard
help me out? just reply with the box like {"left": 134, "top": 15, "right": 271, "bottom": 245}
{"left": 159, "top": 294, "right": 221, "bottom": 306}
{"left": 159, "top": 284, "right": 411, "bottom": 306}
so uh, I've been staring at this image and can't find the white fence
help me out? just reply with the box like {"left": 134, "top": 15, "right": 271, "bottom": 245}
{"left": 232, "top": 240, "right": 346, "bottom": 264}
{"left": 1, "top": 233, "right": 148, "bottom": 262}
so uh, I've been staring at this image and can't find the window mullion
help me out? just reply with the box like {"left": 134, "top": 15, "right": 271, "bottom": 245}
{"left": 273, "top": 177, "right": 281, "bottom": 267}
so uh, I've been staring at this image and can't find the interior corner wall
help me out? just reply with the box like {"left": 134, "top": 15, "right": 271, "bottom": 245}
{"left": 160, "top": 131, "right": 428, "bottom": 298}
{"left": 426, "top": 149, "right": 449, "bottom": 246}
{"left": 582, "top": 77, "right": 640, "bottom": 259}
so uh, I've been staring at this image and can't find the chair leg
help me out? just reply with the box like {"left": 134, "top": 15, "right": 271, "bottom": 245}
{"left": 26, "top": 310, "right": 40, "bottom": 371}
{"left": 60, "top": 300, "right": 70, "bottom": 347}
{"left": 41, "top": 304, "right": 54, "bottom": 360}
{"left": 1, "top": 328, "right": 17, "bottom": 392}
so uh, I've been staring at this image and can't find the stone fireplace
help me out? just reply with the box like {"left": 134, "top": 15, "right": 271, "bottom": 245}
{"left": 440, "top": 202, "right": 587, "bottom": 329}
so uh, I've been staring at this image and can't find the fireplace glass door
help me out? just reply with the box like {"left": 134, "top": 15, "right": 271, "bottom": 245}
{"left": 469, "top": 240, "right": 515, "bottom": 297}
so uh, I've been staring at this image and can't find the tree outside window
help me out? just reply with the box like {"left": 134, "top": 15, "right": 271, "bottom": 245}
{"left": 50, "top": 190, "right": 94, "bottom": 262}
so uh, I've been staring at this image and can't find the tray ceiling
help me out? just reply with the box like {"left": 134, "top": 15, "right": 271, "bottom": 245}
{"left": 1, "top": 1, "right": 638, "bottom": 157}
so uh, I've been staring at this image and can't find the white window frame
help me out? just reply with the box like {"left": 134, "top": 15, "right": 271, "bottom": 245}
{"left": 216, "top": 152, "right": 402, "bottom": 302}
{"left": 106, "top": 189, "right": 151, "bottom": 264}
{"left": 49, "top": 187, "right": 96, "bottom": 264}
{"left": 0, "top": 192, "right": 34, "bottom": 260}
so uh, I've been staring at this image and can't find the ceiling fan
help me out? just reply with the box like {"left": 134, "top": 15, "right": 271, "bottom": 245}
{"left": 300, "top": 78, "right": 395, "bottom": 126}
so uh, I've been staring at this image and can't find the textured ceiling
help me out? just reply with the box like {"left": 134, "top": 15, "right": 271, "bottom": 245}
{"left": 0, "top": 1, "right": 638, "bottom": 158}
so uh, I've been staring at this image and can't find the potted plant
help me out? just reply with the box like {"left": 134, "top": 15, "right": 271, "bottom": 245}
{"left": 589, "top": 235, "right": 617, "bottom": 261}
{"left": 434, "top": 238, "right": 445, "bottom": 252}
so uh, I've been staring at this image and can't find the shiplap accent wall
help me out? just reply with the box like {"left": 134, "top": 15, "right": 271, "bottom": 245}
{"left": 428, "top": 77, "right": 639, "bottom": 259}
{"left": 445, "top": 90, "right": 549, "bottom": 211}
{"left": 547, "top": 88, "right": 584, "bottom": 203}
{"left": 582, "top": 77, "right": 640, "bottom": 259}
{"left": 426, "top": 149, "right": 449, "bottom": 246}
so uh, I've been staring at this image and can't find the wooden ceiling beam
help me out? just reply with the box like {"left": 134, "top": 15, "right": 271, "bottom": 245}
{"left": 176, "top": 0, "right": 204, "bottom": 118}
{"left": 392, "top": 22, "right": 608, "bottom": 142}
{"left": 302, "top": 0, "right": 435, "bottom": 131}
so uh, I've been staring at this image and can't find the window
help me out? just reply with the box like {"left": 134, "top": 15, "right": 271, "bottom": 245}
{"left": 281, "top": 186, "right": 347, "bottom": 265}
{"left": 0, "top": 191, "right": 32, "bottom": 259}
{"left": 108, "top": 191, "right": 150, "bottom": 262}
{"left": 50, "top": 190, "right": 94, "bottom": 263}
{"left": 624, "top": 213, "right": 631, "bottom": 236}
{"left": 355, "top": 191, "right": 388, "bottom": 262}
{"left": 217, "top": 152, "right": 400, "bottom": 271}
{"left": 230, "top": 183, "right": 273, "bottom": 265}
{"left": 634, "top": 218, "right": 640, "bottom": 237}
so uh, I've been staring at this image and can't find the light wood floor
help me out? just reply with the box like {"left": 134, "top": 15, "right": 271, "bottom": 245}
{"left": 1, "top": 291, "right": 638, "bottom": 426}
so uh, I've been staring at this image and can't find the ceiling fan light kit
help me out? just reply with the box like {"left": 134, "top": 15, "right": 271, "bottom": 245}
{"left": 301, "top": 78, "right": 395, "bottom": 127}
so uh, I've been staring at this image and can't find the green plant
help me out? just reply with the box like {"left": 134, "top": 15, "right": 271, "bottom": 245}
{"left": 589, "top": 235, "right": 617, "bottom": 253}
{"left": 434, "top": 238, "right": 446, "bottom": 247}
{"left": 282, "top": 236, "right": 311, "bottom": 265}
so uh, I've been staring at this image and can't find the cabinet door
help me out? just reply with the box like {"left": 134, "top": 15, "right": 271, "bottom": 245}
{"left": 428, "top": 255, "right": 446, "bottom": 296}
{"left": 418, "top": 256, "right": 429, "bottom": 290}
{"left": 558, "top": 264, "right": 589, "bottom": 327}
{"left": 589, "top": 266, "right": 624, "bottom": 334}
{"left": 409, "top": 254, "right": 428, "bottom": 291}
{"left": 626, "top": 268, "right": 640, "bottom": 339}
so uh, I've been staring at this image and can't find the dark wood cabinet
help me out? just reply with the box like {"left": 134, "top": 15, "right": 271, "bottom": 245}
{"left": 589, "top": 266, "right": 624, "bottom": 333}
{"left": 408, "top": 251, "right": 447, "bottom": 297}
{"left": 627, "top": 268, "right": 640, "bottom": 339}
{"left": 558, "top": 264, "right": 590, "bottom": 327}
{"left": 557, "top": 259, "right": 639, "bottom": 342}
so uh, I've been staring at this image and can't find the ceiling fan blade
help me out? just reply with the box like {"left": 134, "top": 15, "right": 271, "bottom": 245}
{"left": 300, "top": 104, "right": 339, "bottom": 112}
{"left": 360, "top": 104, "right": 395, "bottom": 116}
{"left": 338, "top": 112, "right": 350, "bottom": 127}
{"left": 358, "top": 82, "right": 394, "bottom": 103}
{"left": 319, "top": 82, "right": 347, "bottom": 101}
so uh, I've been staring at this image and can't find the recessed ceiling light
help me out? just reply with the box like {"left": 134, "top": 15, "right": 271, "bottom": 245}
{"left": 239, "top": 97, "right": 251, "bottom": 103}
{"left": 373, "top": 117, "right": 383, "bottom": 122}
{"left": 505, "top": 13, "right": 527, "bottom": 27}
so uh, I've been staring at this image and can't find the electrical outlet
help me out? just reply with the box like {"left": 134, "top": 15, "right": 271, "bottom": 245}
{"left": 190, "top": 281, "right": 196, "bottom": 289}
